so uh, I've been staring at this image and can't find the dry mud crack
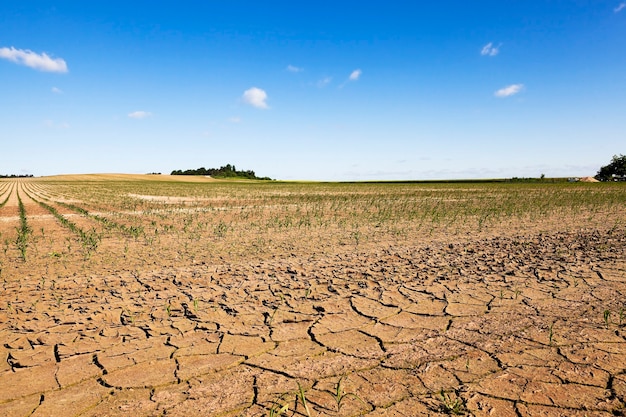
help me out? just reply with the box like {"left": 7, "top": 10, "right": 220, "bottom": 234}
{"left": 1, "top": 229, "right": 625, "bottom": 416}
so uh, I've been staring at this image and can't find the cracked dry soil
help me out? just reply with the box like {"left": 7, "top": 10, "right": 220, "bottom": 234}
{"left": 0, "top": 180, "right": 625, "bottom": 416}
{"left": 1, "top": 230, "right": 625, "bottom": 416}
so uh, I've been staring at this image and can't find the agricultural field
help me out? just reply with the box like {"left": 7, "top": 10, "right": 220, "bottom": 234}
{"left": 0, "top": 174, "right": 625, "bottom": 416}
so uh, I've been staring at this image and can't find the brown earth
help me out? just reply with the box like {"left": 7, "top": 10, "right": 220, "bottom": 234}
{"left": 41, "top": 174, "right": 218, "bottom": 182}
{"left": 0, "top": 177, "right": 624, "bottom": 416}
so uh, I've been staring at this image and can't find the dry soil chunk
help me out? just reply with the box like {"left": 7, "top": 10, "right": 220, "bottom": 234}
{"left": 103, "top": 359, "right": 177, "bottom": 388}
{"left": 0, "top": 363, "right": 59, "bottom": 401}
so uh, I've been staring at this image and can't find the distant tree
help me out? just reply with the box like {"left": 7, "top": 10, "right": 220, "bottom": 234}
{"left": 595, "top": 154, "right": 626, "bottom": 181}
{"left": 170, "top": 164, "right": 271, "bottom": 180}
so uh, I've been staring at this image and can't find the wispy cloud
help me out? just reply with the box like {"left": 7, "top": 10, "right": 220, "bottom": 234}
{"left": 128, "top": 111, "right": 152, "bottom": 119}
{"left": 349, "top": 69, "right": 362, "bottom": 81}
{"left": 0, "top": 46, "right": 68, "bottom": 73}
{"left": 317, "top": 77, "right": 332, "bottom": 88}
{"left": 286, "top": 64, "right": 303, "bottom": 73}
{"left": 481, "top": 42, "right": 500, "bottom": 56}
{"left": 615, "top": 2, "right": 626, "bottom": 12}
{"left": 338, "top": 69, "right": 363, "bottom": 88}
{"left": 51, "top": 87, "right": 63, "bottom": 94}
{"left": 494, "top": 84, "right": 524, "bottom": 98}
{"left": 242, "top": 87, "right": 269, "bottom": 109}
{"left": 228, "top": 116, "right": 242, "bottom": 123}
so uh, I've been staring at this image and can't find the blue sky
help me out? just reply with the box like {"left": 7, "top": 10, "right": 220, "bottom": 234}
{"left": 1, "top": 1, "right": 625, "bottom": 180}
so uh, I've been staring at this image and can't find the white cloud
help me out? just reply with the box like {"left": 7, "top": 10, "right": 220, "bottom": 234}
{"left": 242, "top": 87, "right": 269, "bottom": 109}
{"left": 349, "top": 69, "right": 362, "bottom": 81}
{"left": 0, "top": 46, "right": 68, "bottom": 73}
{"left": 317, "top": 77, "right": 332, "bottom": 88}
{"left": 481, "top": 42, "right": 500, "bottom": 56}
{"left": 615, "top": 2, "right": 626, "bottom": 12}
{"left": 228, "top": 116, "right": 242, "bottom": 123}
{"left": 51, "top": 87, "right": 63, "bottom": 94}
{"left": 286, "top": 65, "right": 303, "bottom": 73}
{"left": 128, "top": 111, "right": 152, "bottom": 119}
{"left": 494, "top": 84, "right": 524, "bottom": 97}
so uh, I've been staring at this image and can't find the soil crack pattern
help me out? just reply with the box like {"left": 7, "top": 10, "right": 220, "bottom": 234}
{"left": 1, "top": 179, "right": 625, "bottom": 416}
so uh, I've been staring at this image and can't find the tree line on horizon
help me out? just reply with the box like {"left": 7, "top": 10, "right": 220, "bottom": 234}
{"left": 0, "top": 174, "right": 34, "bottom": 178}
{"left": 170, "top": 164, "right": 272, "bottom": 180}
{"left": 595, "top": 154, "right": 626, "bottom": 182}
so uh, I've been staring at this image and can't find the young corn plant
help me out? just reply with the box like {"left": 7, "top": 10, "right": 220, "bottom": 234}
{"left": 60, "top": 200, "right": 145, "bottom": 239}
{"left": 31, "top": 197, "right": 101, "bottom": 258}
{"left": 268, "top": 394, "right": 290, "bottom": 417}
{"left": 296, "top": 382, "right": 312, "bottom": 417}
{"left": 331, "top": 376, "right": 365, "bottom": 412}
{"left": 15, "top": 191, "right": 32, "bottom": 261}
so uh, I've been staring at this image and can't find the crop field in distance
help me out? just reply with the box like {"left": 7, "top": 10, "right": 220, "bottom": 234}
{"left": 0, "top": 174, "right": 625, "bottom": 416}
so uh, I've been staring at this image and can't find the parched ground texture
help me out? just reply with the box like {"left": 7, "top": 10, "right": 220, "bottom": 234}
{"left": 0, "top": 176, "right": 625, "bottom": 416}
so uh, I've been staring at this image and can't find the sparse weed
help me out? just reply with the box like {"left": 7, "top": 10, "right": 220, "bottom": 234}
{"left": 438, "top": 389, "right": 466, "bottom": 415}
{"left": 604, "top": 310, "right": 611, "bottom": 329}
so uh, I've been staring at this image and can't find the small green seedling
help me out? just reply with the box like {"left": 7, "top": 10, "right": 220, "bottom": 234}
{"left": 268, "top": 394, "right": 289, "bottom": 417}
{"left": 265, "top": 307, "right": 279, "bottom": 326}
{"left": 438, "top": 389, "right": 466, "bottom": 415}
{"left": 296, "top": 382, "right": 311, "bottom": 417}
{"left": 604, "top": 310, "right": 611, "bottom": 329}
{"left": 332, "top": 376, "right": 365, "bottom": 412}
